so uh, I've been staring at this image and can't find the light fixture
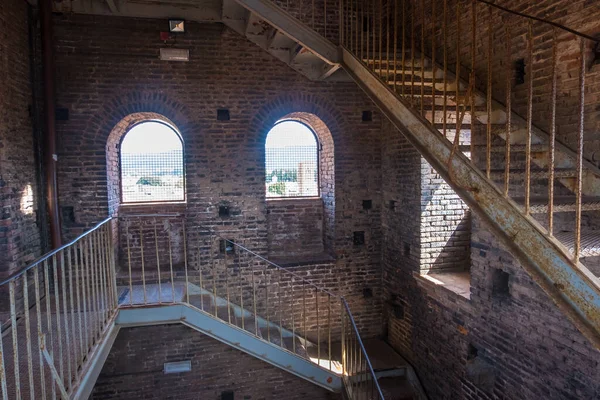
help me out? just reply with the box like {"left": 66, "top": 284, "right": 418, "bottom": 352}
{"left": 169, "top": 19, "right": 185, "bottom": 33}
{"left": 164, "top": 360, "right": 192, "bottom": 374}
{"left": 160, "top": 48, "right": 190, "bottom": 62}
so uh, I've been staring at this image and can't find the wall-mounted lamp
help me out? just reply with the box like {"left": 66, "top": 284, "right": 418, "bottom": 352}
{"left": 169, "top": 19, "right": 186, "bottom": 33}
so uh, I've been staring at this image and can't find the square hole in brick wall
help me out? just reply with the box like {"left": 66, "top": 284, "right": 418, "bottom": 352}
{"left": 217, "top": 109, "right": 230, "bottom": 121}
{"left": 362, "top": 200, "right": 372, "bottom": 210}
{"left": 403, "top": 242, "right": 411, "bottom": 257}
{"left": 362, "top": 110, "right": 372, "bottom": 122}
{"left": 219, "top": 239, "right": 235, "bottom": 254}
{"left": 514, "top": 58, "right": 526, "bottom": 85}
{"left": 389, "top": 200, "right": 396, "bottom": 211}
{"left": 218, "top": 205, "right": 230, "bottom": 218}
{"left": 353, "top": 231, "right": 365, "bottom": 246}
{"left": 492, "top": 268, "right": 510, "bottom": 297}
{"left": 61, "top": 206, "right": 75, "bottom": 225}
{"left": 467, "top": 343, "right": 478, "bottom": 360}
{"left": 221, "top": 391, "right": 234, "bottom": 400}
{"left": 363, "top": 288, "right": 373, "bottom": 298}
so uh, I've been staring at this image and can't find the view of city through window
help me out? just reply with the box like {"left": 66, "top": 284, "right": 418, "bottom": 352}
{"left": 265, "top": 120, "right": 319, "bottom": 198}
{"left": 120, "top": 121, "right": 184, "bottom": 203}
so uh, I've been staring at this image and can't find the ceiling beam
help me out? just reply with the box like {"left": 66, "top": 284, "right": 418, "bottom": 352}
{"left": 105, "top": 0, "right": 119, "bottom": 14}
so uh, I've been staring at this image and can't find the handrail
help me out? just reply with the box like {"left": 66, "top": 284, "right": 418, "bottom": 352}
{"left": 476, "top": 0, "right": 599, "bottom": 42}
{"left": 342, "top": 298, "right": 385, "bottom": 399}
{"left": 0, "top": 216, "right": 113, "bottom": 287}
{"left": 216, "top": 235, "right": 340, "bottom": 298}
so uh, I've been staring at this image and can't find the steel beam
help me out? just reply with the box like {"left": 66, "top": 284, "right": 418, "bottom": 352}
{"left": 233, "top": 0, "right": 340, "bottom": 64}
{"left": 117, "top": 305, "right": 342, "bottom": 391}
{"left": 341, "top": 48, "right": 600, "bottom": 350}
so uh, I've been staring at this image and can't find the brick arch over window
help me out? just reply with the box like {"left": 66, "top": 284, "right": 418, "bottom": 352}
{"left": 106, "top": 112, "right": 183, "bottom": 216}
{"left": 249, "top": 94, "right": 340, "bottom": 254}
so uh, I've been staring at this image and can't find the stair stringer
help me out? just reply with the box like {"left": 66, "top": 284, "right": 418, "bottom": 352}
{"left": 341, "top": 48, "right": 600, "bottom": 350}
{"left": 115, "top": 304, "right": 343, "bottom": 392}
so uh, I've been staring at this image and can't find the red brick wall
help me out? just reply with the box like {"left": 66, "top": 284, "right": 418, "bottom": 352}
{"left": 382, "top": 120, "right": 600, "bottom": 399}
{"left": 0, "top": 0, "right": 42, "bottom": 278}
{"left": 52, "top": 15, "right": 383, "bottom": 333}
{"left": 91, "top": 324, "right": 341, "bottom": 400}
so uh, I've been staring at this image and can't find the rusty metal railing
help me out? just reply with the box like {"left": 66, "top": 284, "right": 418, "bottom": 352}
{"left": 339, "top": 0, "right": 600, "bottom": 264}
{"left": 118, "top": 214, "right": 383, "bottom": 398}
{"left": 0, "top": 218, "right": 117, "bottom": 399}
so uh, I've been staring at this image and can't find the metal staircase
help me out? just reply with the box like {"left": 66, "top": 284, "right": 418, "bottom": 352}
{"left": 0, "top": 215, "right": 407, "bottom": 399}
{"left": 220, "top": 0, "right": 600, "bottom": 350}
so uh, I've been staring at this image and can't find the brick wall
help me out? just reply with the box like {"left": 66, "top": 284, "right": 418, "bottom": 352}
{"left": 382, "top": 121, "right": 600, "bottom": 399}
{"left": 0, "top": 0, "right": 42, "bottom": 278}
{"left": 53, "top": 14, "right": 383, "bottom": 335}
{"left": 91, "top": 324, "right": 341, "bottom": 399}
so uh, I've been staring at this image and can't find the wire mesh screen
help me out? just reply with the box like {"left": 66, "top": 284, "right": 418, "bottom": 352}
{"left": 265, "top": 121, "right": 319, "bottom": 198}
{"left": 121, "top": 121, "right": 185, "bottom": 203}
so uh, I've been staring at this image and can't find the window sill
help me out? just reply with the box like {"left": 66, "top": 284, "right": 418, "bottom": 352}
{"left": 266, "top": 197, "right": 322, "bottom": 202}
{"left": 413, "top": 270, "right": 471, "bottom": 300}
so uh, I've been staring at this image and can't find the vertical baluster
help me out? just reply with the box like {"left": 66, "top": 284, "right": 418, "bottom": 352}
{"left": 442, "top": 0, "right": 448, "bottom": 137}
{"left": 125, "top": 219, "right": 133, "bottom": 306}
{"left": 251, "top": 249, "right": 258, "bottom": 335}
{"left": 378, "top": 0, "right": 382, "bottom": 72}
{"left": 420, "top": 0, "right": 425, "bottom": 116}
{"left": 431, "top": 0, "right": 436, "bottom": 124}
{"left": 22, "top": 273, "right": 34, "bottom": 400}
{"left": 225, "top": 242, "right": 231, "bottom": 324}
{"left": 328, "top": 293, "right": 331, "bottom": 371}
{"left": 316, "top": 289, "right": 320, "bottom": 362}
{"left": 212, "top": 238, "right": 218, "bottom": 318}
{"left": 323, "top": 0, "right": 326, "bottom": 39}
{"left": 372, "top": 0, "right": 376, "bottom": 69}
{"left": 366, "top": 0, "right": 370, "bottom": 68}
{"left": 360, "top": 0, "right": 364, "bottom": 62}
{"left": 410, "top": 0, "right": 415, "bottom": 106}
{"left": 291, "top": 277, "right": 296, "bottom": 354}
{"left": 279, "top": 268, "right": 283, "bottom": 346}
{"left": 199, "top": 243, "right": 205, "bottom": 311}
{"left": 386, "top": 0, "right": 390, "bottom": 83}
{"left": 355, "top": 0, "right": 359, "bottom": 56}
{"left": 168, "top": 225, "right": 175, "bottom": 303}
{"left": 239, "top": 246, "right": 244, "bottom": 330}
{"left": 340, "top": 305, "right": 345, "bottom": 378}
{"left": 470, "top": 0, "right": 476, "bottom": 157}
{"left": 455, "top": 0, "right": 461, "bottom": 141}
{"left": 52, "top": 255, "right": 64, "bottom": 382}
{"left": 43, "top": 260, "right": 56, "bottom": 400}
{"left": 9, "top": 280, "right": 21, "bottom": 400}
{"left": 154, "top": 220, "right": 162, "bottom": 304}
{"left": 574, "top": 36, "right": 585, "bottom": 261}
{"left": 79, "top": 240, "right": 90, "bottom": 364}
{"left": 265, "top": 263, "right": 270, "bottom": 341}
{"left": 548, "top": 28, "right": 557, "bottom": 236}
{"left": 312, "top": 0, "right": 315, "bottom": 29}
{"left": 67, "top": 246, "right": 77, "bottom": 389}
{"left": 60, "top": 251, "right": 72, "bottom": 389}
{"left": 525, "top": 20, "right": 533, "bottom": 215}
{"left": 74, "top": 242, "right": 84, "bottom": 366}
{"left": 504, "top": 24, "right": 512, "bottom": 197}
{"left": 401, "top": 0, "right": 406, "bottom": 96}
{"left": 33, "top": 266, "right": 46, "bottom": 400}
{"left": 303, "top": 280, "right": 307, "bottom": 339}
{"left": 89, "top": 233, "right": 100, "bottom": 340}
{"left": 339, "top": 0, "right": 343, "bottom": 46}
{"left": 139, "top": 220, "right": 147, "bottom": 304}
{"left": 183, "top": 220, "right": 189, "bottom": 304}
{"left": 98, "top": 227, "right": 108, "bottom": 325}
{"left": 486, "top": 5, "right": 492, "bottom": 178}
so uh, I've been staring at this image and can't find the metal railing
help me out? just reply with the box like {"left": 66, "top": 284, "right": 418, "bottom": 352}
{"left": 342, "top": 300, "right": 385, "bottom": 399}
{"left": 118, "top": 214, "right": 384, "bottom": 398}
{"left": 339, "top": 0, "right": 600, "bottom": 263}
{"left": 0, "top": 218, "right": 117, "bottom": 399}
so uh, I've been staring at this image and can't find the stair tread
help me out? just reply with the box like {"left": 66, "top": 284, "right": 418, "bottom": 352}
{"left": 512, "top": 196, "right": 600, "bottom": 213}
{"left": 489, "top": 168, "right": 578, "bottom": 179}
{"left": 555, "top": 230, "right": 600, "bottom": 258}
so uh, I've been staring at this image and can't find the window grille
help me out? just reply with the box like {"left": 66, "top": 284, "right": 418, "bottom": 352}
{"left": 265, "top": 120, "right": 319, "bottom": 198}
{"left": 120, "top": 121, "right": 185, "bottom": 203}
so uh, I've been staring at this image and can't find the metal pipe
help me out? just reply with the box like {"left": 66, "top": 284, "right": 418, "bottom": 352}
{"left": 40, "top": 0, "right": 61, "bottom": 249}
{"left": 504, "top": 24, "right": 512, "bottom": 197}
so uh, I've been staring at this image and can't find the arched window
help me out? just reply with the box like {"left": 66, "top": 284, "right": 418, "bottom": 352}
{"left": 265, "top": 120, "right": 319, "bottom": 198}
{"left": 120, "top": 121, "right": 185, "bottom": 203}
